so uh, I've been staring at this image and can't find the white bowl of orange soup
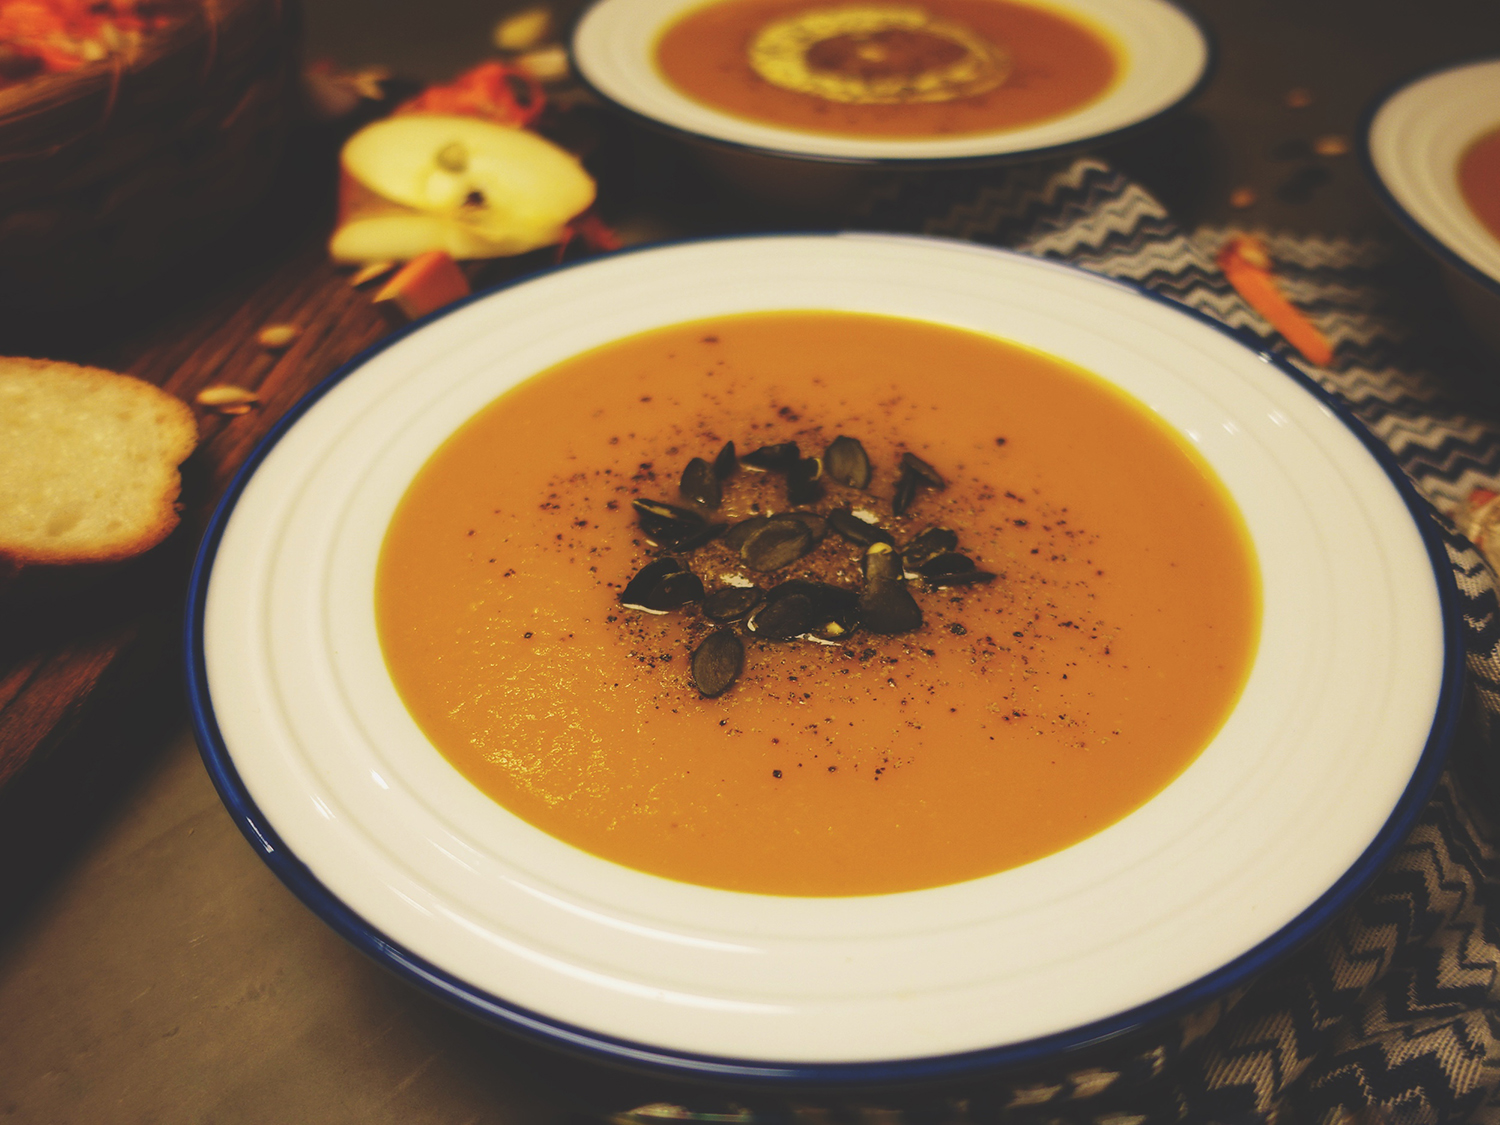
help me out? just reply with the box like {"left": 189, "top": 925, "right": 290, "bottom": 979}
{"left": 570, "top": 0, "right": 1211, "bottom": 165}
{"left": 1363, "top": 57, "right": 1500, "bottom": 354}
{"left": 188, "top": 234, "right": 1457, "bottom": 1082}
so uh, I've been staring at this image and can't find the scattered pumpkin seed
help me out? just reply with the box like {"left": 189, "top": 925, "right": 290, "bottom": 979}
{"left": 858, "top": 580, "right": 923, "bottom": 634}
{"left": 786, "top": 456, "right": 823, "bottom": 505}
{"left": 195, "top": 384, "right": 260, "bottom": 413}
{"left": 926, "top": 569, "right": 997, "bottom": 588}
{"left": 747, "top": 580, "right": 858, "bottom": 641}
{"left": 650, "top": 570, "right": 706, "bottom": 609}
{"left": 712, "top": 440, "right": 738, "bottom": 480}
{"left": 632, "top": 498, "right": 723, "bottom": 549}
{"left": 791, "top": 580, "right": 860, "bottom": 640}
{"left": 703, "top": 585, "right": 764, "bottom": 621}
{"left": 1313, "top": 133, "right": 1350, "bottom": 157}
{"left": 917, "top": 552, "right": 975, "bottom": 579}
{"left": 904, "top": 527, "right": 959, "bottom": 570}
{"left": 892, "top": 467, "right": 920, "bottom": 516}
{"left": 256, "top": 323, "right": 300, "bottom": 351}
{"left": 691, "top": 629, "right": 744, "bottom": 697}
{"left": 742, "top": 442, "right": 800, "bottom": 470}
{"left": 862, "top": 541, "right": 904, "bottom": 585}
{"left": 828, "top": 508, "right": 894, "bottom": 548}
{"left": 740, "top": 515, "right": 814, "bottom": 571}
{"left": 514, "top": 44, "right": 569, "bottom": 82}
{"left": 621, "top": 557, "right": 697, "bottom": 612}
{"left": 824, "top": 435, "right": 872, "bottom": 488}
{"left": 493, "top": 5, "right": 552, "bottom": 52}
{"left": 679, "top": 457, "right": 722, "bottom": 509}
{"left": 900, "top": 452, "right": 946, "bottom": 488}
{"left": 748, "top": 590, "right": 815, "bottom": 639}
{"left": 786, "top": 510, "right": 828, "bottom": 543}
{"left": 723, "top": 515, "right": 773, "bottom": 551}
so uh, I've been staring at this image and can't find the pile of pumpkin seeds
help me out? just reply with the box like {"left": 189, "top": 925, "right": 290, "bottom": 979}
{"left": 620, "top": 435, "right": 996, "bottom": 697}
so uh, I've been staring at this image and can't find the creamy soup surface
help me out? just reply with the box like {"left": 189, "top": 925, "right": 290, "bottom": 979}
{"left": 654, "top": 0, "right": 1119, "bottom": 138}
{"left": 1460, "top": 124, "right": 1500, "bottom": 247}
{"left": 376, "top": 312, "right": 1260, "bottom": 896}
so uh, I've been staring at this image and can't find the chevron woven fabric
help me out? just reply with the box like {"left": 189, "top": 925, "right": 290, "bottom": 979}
{"left": 611, "top": 156, "right": 1500, "bottom": 1125}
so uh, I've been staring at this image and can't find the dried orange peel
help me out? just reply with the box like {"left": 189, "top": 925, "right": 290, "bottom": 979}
{"left": 1216, "top": 235, "right": 1334, "bottom": 368}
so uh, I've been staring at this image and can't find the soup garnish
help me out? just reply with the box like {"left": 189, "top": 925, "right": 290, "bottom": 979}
{"left": 654, "top": 0, "right": 1119, "bottom": 139}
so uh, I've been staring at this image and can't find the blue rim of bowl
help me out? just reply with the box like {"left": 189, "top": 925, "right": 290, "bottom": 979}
{"left": 566, "top": 0, "right": 1216, "bottom": 170}
{"left": 1357, "top": 54, "right": 1500, "bottom": 303}
{"left": 185, "top": 232, "right": 1463, "bottom": 1088}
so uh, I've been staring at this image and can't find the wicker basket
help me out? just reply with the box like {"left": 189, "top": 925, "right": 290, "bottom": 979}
{"left": 0, "top": 0, "right": 299, "bottom": 309}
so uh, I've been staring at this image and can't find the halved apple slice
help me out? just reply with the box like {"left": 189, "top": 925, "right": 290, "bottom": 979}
{"left": 330, "top": 172, "right": 552, "bottom": 262}
{"left": 332, "top": 113, "right": 595, "bottom": 264}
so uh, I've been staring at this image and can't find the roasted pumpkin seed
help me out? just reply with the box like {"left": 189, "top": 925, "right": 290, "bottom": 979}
{"left": 916, "top": 552, "right": 975, "bottom": 579}
{"left": 861, "top": 541, "right": 904, "bottom": 585}
{"left": 679, "top": 457, "right": 722, "bottom": 509}
{"left": 712, "top": 440, "right": 738, "bottom": 480}
{"left": 723, "top": 515, "right": 773, "bottom": 551}
{"left": 892, "top": 467, "right": 920, "bottom": 516}
{"left": 900, "top": 452, "right": 946, "bottom": 489}
{"left": 787, "top": 580, "right": 861, "bottom": 640}
{"left": 620, "top": 557, "right": 684, "bottom": 609}
{"left": 742, "top": 442, "right": 800, "bottom": 470}
{"left": 692, "top": 629, "right": 745, "bottom": 697}
{"left": 653, "top": 570, "right": 707, "bottom": 609}
{"left": 926, "top": 569, "right": 997, "bottom": 588}
{"left": 749, "top": 591, "right": 815, "bottom": 639}
{"left": 740, "top": 515, "right": 814, "bottom": 571}
{"left": 786, "top": 456, "right": 823, "bottom": 505}
{"left": 904, "top": 526, "right": 959, "bottom": 569}
{"left": 824, "top": 435, "right": 872, "bottom": 488}
{"left": 828, "top": 508, "right": 894, "bottom": 548}
{"left": 786, "top": 510, "right": 828, "bottom": 543}
{"left": 703, "top": 585, "right": 764, "bottom": 621}
{"left": 858, "top": 581, "right": 923, "bottom": 634}
{"left": 632, "top": 498, "right": 724, "bottom": 549}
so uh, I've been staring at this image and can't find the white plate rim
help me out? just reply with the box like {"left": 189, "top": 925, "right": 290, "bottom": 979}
{"left": 1360, "top": 54, "right": 1500, "bottom": 301}
{"left": 185, "top": 232, "right": 1462, "bottom": 1085}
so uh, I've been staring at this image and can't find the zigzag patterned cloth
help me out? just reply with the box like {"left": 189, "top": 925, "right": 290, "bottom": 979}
{"left": 609, "top": 157, "right": 1500, "bottom": 1125}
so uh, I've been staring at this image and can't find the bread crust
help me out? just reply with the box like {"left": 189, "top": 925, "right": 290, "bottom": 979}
{"left": 0, "top": 357, "right": 199, "bottom": 569}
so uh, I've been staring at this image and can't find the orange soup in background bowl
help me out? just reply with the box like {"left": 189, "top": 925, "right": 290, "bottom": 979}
{"left": 190, "top": 234, "right": 1457, "bottom": 1083}
{"left": 572, "top": 0, "right": 1210, "bottom": 168}
{"left": 1363, "top": 57, "right": 1500, "bottom": 355}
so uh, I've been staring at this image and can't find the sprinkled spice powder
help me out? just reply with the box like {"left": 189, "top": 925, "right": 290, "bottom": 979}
{"left": 376, "top": 311, "right": 1260, "bottom": 896}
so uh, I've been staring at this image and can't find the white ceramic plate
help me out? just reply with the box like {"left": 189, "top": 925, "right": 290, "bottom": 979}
{"left": 189, "top": 234, "right": 1457, "bottom": 1083}
{"left": 570, "top": 0, "right": 1211, "bottom": 164}
{"left": 1363, "top": 57, "right": 1500, "bottom": 297}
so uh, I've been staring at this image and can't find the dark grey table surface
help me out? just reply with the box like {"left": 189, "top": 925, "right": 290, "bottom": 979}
{"left": 4, "top": 2, "right": 1500, "bottom": 1123}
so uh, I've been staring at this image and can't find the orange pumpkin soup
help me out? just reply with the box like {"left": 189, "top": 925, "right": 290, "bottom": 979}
{"left": 1460, "top": 124, "right": 1500, "bottom": 246}
{"left": 654, "top": 0, "right": 1118, "bottom": 139}
{"left": 376, "top": 313, "right": 1259, "bottom": 897}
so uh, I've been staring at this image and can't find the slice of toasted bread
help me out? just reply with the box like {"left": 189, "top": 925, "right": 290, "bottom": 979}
{"left": 0, "top": 358, "right": 198, "bottom": 567}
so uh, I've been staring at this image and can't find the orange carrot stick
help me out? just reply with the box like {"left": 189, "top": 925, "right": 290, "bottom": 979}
{"left": 373, "top": 250, "right": 471, "bottom": 325}
{"left": 1216, "top": 236, "right": 1334, "bottom": 368}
